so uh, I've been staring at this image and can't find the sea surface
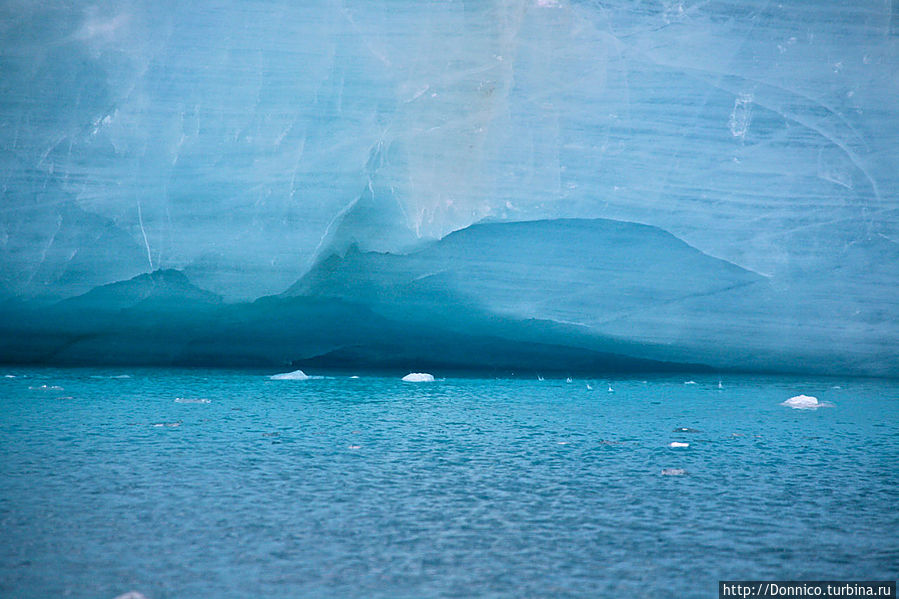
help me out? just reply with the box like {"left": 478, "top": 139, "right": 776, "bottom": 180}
{"left": 1, "top": 368, "right": 897, "bottom": 598}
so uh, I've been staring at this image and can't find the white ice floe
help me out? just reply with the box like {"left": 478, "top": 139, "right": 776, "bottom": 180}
{"left": 781, "top": 394, "right": 830, "bottom": 409}
{"left": 669, "top": 442, "right": 690, "bottom": 448}
{"left": 4, "top": 374, "right": 15, "bottom": 378}
{"left": 114, "top": 593, "right": 149, "bottom": 599}
{"left": 661, "top": 468, "right": 687, "bottom": 476}
{"left": 684, "top": 380, "right": 697, "bottom": 385}
{"left": 175, "top": 397, "right": 211, "bottom": 404}
{"left": 270, "top": 369, "right": 310, "bottom": 380}
{"left": 402, "top": 372, "right": 435, "bottom": 382}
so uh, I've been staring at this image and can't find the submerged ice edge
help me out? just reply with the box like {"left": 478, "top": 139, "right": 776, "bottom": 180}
{"left": 0, "top": 217, "right": 896, "bottom": 377}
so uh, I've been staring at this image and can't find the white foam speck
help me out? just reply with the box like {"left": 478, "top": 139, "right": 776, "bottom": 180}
{"left": 348, "top": 445, "right": 361, "bottom": 450}
{"left": 4, "top": 374, "right": 15, "bottom": 378}
{"left": 782, "top": 394, "right": 829, "bottom": 409}
{"left": 175, "top": 397, "right": 211, "bottom": 404}
{"left": 661, "top": 468, "right": 687, "bottom": 476}
{"left": 402, "top": 372, "right": 435, "bottom": 382}
{"left": 669, "top": 442, "right": 690, "bottom": 448}
{"left": 349, "top": 375, "right": 360, "bottom": 379}
{"left": 684, "top": 380, "right": 697, "bottom": 385}
{"left": 114, "top": 593, "right": 149, "bottom": 599}
{"left": 270, "top": 369, "right": 310, "bottom": 380}
{"left": 29, "top": 385, "right": 63, "bottom": 391}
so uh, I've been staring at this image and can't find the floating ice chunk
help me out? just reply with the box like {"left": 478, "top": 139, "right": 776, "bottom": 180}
{"left": 348, "top": 445, "right": 361, "bottom": 450}
{"left": 566, "top": 377, "right": 572, "bottom": 383}
{"left": 270, "top": 369, "right": 310, "bottom": 380}
{"left": 669, "top": 442, "right": 690, "bottom": 448}
{"left": 781, "top": 394, "right": 822, "bottom": 409}
{"left": 349, "top": 375, "right": 360, "bottom": 379}
{"left": 114, "top": 593, "right": 149, "bottom": 599}
{"left": 673, "top": 427, "right": 700, "bottom": 433}
{"left": 29, "top": 385, "right": 63, "bottom": 391}
{"left": 402, "top": 372, "right": 434, "bottom": 382}
{"left": 4, "top": 374, "right": 15, "bottom": 378}
{"left": 661, "top": 468, "right": 687, "bottom": 476}
{"left": 586, "top": 383, "right": 593, "bottom": 390}
{"left": 684, "top": 380, "right": 697, "bottom": 385}
{"left": 175, "top": 397, "right": 211, "bottom": 404}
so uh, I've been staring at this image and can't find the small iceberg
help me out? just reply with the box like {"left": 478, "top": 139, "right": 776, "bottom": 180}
{"left": 661, "top": 468, "right": 687, "bottom": 476}
{"left": 270, "top": 369, "right": 310, "bottom": 380}
{"left": 175, "top": 397, "right": 211, "bottom": 404}
{"left": 668, "top": 442, "right": 690, "bottom": 448}
{"left": 29, "top": 384, "right": 63, "bottom": 391}
{"left": 782, "top": 394, "right": 828, "bottom": 409}
{"left": 402, "top": 372, "right": 435, "bottom": 382}
{"left": 684, "top": 380, "right": 697, "bottom": 385}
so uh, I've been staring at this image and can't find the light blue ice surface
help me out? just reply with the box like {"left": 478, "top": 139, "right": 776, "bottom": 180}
{"left": 1, "top": 369, "right": 897, "bottom": 598}
{"left": 1, "top": 0, "right": 897, "bottom": 377}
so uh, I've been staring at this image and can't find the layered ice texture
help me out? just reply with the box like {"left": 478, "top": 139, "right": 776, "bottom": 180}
{"left": 1, "top": 1, "right": 897, "bottom": 375}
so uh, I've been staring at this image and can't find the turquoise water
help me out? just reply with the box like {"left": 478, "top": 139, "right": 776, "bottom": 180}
{"left": 1, "top": 369, "right": 897, "bottom": 598}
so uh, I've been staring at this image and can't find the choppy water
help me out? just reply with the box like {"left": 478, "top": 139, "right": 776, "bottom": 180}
{"left": 1, "top": 369, "right": 897, "bottom": 598}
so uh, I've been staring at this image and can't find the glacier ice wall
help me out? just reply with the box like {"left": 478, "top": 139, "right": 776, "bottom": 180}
{"left": 2, "top": 0, "right": 897, "bottom": 299}
{"left": 0, "top": 1, "right": 897, "bottom": 374}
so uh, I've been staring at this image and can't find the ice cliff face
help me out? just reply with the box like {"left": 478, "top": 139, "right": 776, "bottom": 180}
{"left": 1, "top": 1, "right": 897, "bottom": 375}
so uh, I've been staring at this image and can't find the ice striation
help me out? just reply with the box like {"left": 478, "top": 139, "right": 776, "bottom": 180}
{"left": 0, "top": 1, "right": 897, "bottom": 376}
